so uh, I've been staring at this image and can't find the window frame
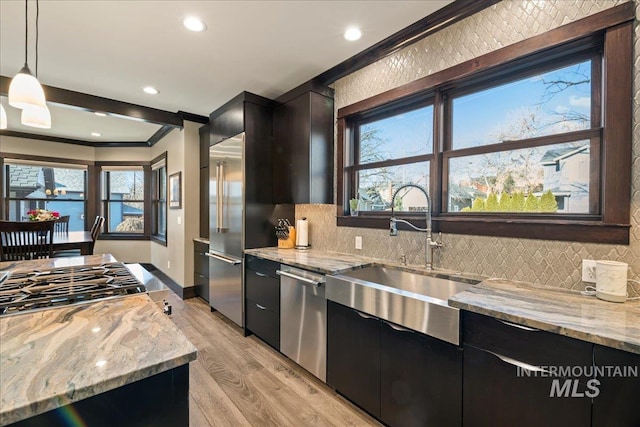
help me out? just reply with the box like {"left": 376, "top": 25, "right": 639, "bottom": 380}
{"left": 2, "top": 158, "right": 89, "bottom": 230}
{"left": 336, "top": 5, "right": 633, "bottom": 244}
{"left": 97, "top": 161, "right": 151, "bottom": 240}
{"left": 151, "top": 153, "right": 168, "bottom": 246}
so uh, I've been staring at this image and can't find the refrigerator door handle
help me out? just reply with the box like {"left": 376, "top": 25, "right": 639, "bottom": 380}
{"left": 205, "top": 252, "right": 242, "bottom": 265}
{"left": 215, "top": 161, "right": 228, "bottom": 233}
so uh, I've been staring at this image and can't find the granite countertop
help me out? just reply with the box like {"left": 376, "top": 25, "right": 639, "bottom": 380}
{"left": 449, "top": 278, "right": 640, "bottom": 355}
{"left": 247, "top": 248, "right": 640, "bottom": 355}
{"left": 0, "top": 254, "right": 197, "bottom": 425}
{"left": 244, "top": 247, "right": 373, "bottom": 274}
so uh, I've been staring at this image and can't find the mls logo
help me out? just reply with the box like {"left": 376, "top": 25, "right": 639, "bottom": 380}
{"left": 549, "top": 379, "right": 600, "bottom": 398}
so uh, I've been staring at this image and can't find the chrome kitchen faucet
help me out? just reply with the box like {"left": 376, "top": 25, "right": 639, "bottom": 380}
{"left": 389, "top": 184, "right": 442, "bottom": 270}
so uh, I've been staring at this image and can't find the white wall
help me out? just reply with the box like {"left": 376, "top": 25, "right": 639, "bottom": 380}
{"left": 149, "top": 122, "right": 200, "bottom": 289}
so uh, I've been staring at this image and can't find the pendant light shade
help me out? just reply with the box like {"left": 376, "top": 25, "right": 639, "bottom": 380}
{"left": 21, "top": 104, "right": 51, "bottom": 129}
{"left": 8, "top": 65, "right": 47, "bottom": 110}
{"left": 0, "top": 104, "right": 7, "bottom": 130}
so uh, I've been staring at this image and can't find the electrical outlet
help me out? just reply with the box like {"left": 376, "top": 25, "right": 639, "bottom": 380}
{"left": 582, "top": 259, "right": 596, "bottom": 283}
{"left": 355, "top": 236, "right": 363, "bottom": 250}
{"left": 167, "top": 261, "right": 171, "bottom": 269}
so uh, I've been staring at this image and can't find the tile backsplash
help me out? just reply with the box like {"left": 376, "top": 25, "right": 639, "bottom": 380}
{"left": 297, "top": 0, "right": 640, "bottom": 297}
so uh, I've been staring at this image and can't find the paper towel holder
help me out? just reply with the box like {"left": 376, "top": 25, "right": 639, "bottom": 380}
{"left": 295, "top": 217, "right": 311, "bottom": 250}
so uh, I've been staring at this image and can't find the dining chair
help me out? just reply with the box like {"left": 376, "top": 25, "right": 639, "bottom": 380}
{"left": 89, "top": 216, "right": 105, "bottom": 254}
{"left": 0, "top": 220, "right": 55, "bottom": 261}
{"left": 53, "top": 215, "right": 104, "bottom": 257}
{"left": 54, "top": 215, "right": 70, "bottom": 234}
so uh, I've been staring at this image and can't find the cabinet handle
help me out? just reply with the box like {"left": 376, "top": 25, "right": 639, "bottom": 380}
{"left": 488, "top": 350, "right": 548, "bottom": 374}
{"left": 254, "top": 272, "right": 267, "bottom": 277}
{"left": 355, "top": 311, "right": 376, "bottom": 320}
{"left": 256, "top": 303, "right": 267, "bottom": 310}
{"left": 498, "top": 319, "right": 539, "bottom": 332}
{"left": 382, "top": 320, "right": 413, "bottom": 333}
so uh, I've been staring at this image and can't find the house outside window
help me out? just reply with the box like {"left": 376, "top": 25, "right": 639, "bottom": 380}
{"left": 4, "top": 161, "right": 87, "bottom": 231}
{"left": 101, "top": 167, "right": 145, "bottom": 234}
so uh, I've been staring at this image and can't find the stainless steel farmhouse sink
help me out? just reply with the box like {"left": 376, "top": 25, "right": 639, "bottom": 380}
{"left": 326, "top": 266, "right": 477, "bottom": 345}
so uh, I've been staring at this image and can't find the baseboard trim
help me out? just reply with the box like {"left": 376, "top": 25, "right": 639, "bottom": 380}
{"left": 139, "top": 263, "right": 196, "bottom": 300}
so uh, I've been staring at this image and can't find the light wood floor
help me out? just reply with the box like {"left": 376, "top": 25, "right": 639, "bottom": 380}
{"left": 166, "top": 292, "right": 380, "bottom": 427}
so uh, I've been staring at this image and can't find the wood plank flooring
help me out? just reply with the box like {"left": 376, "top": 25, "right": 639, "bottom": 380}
{"left": 165, "top": 292, "right": 380, "bottom": 427}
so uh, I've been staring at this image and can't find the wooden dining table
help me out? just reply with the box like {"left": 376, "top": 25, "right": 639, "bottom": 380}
{"left": 52, "top": 231, "right": 94, "bottom": 255}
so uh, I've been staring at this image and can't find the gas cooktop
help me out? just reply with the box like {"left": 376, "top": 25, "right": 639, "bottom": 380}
{"left": 0, "top": 262, "right": 147, "bottom": 316}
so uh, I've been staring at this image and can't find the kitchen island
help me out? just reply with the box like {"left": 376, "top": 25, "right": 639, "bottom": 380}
{"left": 0, "top": 254, "right": 197, "bottom": 426}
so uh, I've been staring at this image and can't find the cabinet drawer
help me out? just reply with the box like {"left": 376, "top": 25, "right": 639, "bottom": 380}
{"left": 245, "top": 270, "right": 280, "bottom": 312}
{"left": 463, "top": 311, "right": 592, "bottom": 367}
{"left": 246, "top": 299, "right": 279, "bottom": 349}
{"left": 463, "top": 344, "right": 591, "bottom": 427}
{"left": 246, "top": 255, "right": 279, "bottom": 278}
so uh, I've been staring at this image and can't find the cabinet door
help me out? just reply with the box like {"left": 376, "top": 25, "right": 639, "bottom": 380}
{"left": 327, "top": 301, "right": 381, "bottom": 418}
{"left": 592, "top": 345, "right": 640, "bottom": 427}
{"left": 463, "top": 344, "right": 591, "bottom": 427}
{"left": 380, "top": 320, "right": 462, "bottom": 427}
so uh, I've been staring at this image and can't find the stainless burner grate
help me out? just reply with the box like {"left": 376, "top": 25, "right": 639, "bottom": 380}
{"left": 0, "top": 262, "right": 147, "bottom": 316}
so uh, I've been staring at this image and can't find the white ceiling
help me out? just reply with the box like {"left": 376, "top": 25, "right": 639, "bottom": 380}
{"left": 0, "top": 0, "right": 452, "bottom": 142}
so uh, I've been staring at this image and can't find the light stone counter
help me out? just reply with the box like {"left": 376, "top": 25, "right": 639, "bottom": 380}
{"left": 449, "top": 278, "right": 640, "bottom": 355}
{"left": 0, "top": 254, "right": 197, "bottom": 425}
{"left": 244, "top": 247, "right": 373, "bottom": 274}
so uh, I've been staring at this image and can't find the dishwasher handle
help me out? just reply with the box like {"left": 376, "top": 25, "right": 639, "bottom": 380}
{"left": 276, "top": 270, "right": 324, "bottom": 287}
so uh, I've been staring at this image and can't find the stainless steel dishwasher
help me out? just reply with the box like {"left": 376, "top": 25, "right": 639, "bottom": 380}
{"left": 277, "top": 265, "right": 327, "bottom": 382}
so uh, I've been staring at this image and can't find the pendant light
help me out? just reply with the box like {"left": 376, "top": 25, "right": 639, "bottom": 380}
{"left": 0, "top": 104, "right": 7, "bottom": 130}
{"left": 21, "top": 103, "right": 51, "bottom": 128}
{"left": 8, "top": 0, "right": 49, "bottom": 121}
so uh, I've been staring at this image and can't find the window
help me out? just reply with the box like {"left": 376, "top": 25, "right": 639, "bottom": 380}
{"left": 101, "top": 167, "right": 145, "bottom": 234}
{"left": 151, "top": 154, "right": 167, "bottom": 244}
{"left": 337, "top": 8, "right": 632, "bottom": 244}
{"left": 349, "top": 103, "right": 433, "bottom": 213}
{"left": 4, "top": 160, "right": 87, "bottom": 231}
{"left": 446, "top": 57, "right": 597, "bottom": 215}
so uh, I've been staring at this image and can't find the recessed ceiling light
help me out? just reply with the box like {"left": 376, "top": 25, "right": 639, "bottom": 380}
{"left": 143, "top": 86, "right": 159, "bottom": 95}
{"left": 94, "top": 112, "right": 107, "bottom": 117}
{"left": 91, "top": 132, "right": 101, "bottom": 137}
{"left": 344, "top": 27, "right": 362, "bottom": 41}
{"left": 183, "top": 16, "right": 207, "bottom": 32}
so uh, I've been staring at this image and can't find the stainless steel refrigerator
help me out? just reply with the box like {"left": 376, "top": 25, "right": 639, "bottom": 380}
{"left": 207, "top": 133, "right": 245, "bottom": 327}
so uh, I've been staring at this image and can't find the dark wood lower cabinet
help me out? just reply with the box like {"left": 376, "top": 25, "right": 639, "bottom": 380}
{"left": 463, "top": 344, "right": 591, "bottom": 427}
{"left": 8, "top": 364, "right": 189, "bottom": 427}
{"left": 592, "top": 344, "right": 640, "bottom": 427}
{"left": 380, "top": 320, "right": 462, "bottom": 427}
{"left": 462, "top": 312, "right": 592, "bottom": 427}
{"left": 327, "top": 301, "right": 381, "bottom": 419}
{"left": 327, "top": 301, "right": 463, "bottom": 426}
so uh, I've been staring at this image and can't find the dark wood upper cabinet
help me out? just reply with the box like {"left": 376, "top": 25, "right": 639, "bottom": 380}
{"left": 199, "top": 124, "right": 210, "bottom": 169}
{"left": 274, "top": 82, "right": 334, "bottom": 204}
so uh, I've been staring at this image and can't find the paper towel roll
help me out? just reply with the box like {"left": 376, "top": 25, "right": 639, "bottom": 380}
{"left": 296, "top": 218, "right": 309, "bottom": 247}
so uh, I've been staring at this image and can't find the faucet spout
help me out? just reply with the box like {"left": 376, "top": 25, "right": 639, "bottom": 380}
{"left": 389, "top": 184, "right": 441, "bottom": 269}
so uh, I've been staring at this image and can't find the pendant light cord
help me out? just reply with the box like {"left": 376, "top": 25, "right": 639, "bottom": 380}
{"left": 35, "top": 0, "right": 39, "bottom": 77}
{"left": 23, "top": 0, "right": 28, "bottom": 66}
